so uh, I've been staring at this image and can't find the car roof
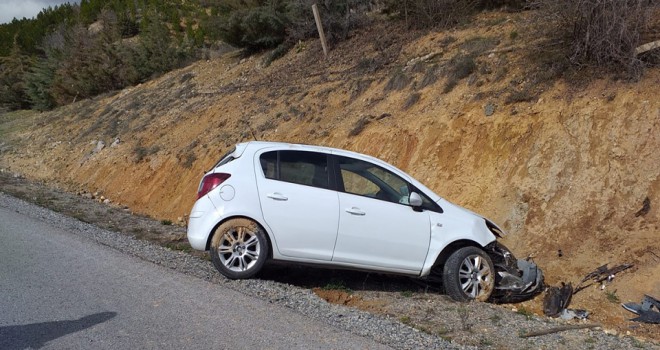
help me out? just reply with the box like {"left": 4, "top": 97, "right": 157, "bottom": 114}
{"left": 239, "top": 141, "right": 386, "bottom": 165}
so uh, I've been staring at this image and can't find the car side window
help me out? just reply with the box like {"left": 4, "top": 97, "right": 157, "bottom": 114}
{"left": 259, "top": 150, "right": 330, "bottom": 189}
{"left": 413, "top": 186, "right": 443, "bottom": 213}
{"left": 337, "top": 156, "right": 410, "bottom": 205}
{"left": 260, "top": 151, "right": 278, "bottom": 179}
{"left": 340, "top": 169, "right": 380, "bottom": 196}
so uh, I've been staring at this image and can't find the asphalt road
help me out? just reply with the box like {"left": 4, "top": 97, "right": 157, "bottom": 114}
{"left": 0, "top": 203, "right": 392, "bottom": 350}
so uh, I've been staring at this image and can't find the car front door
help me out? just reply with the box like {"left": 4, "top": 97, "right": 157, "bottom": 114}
{"left": 255, "top": 150, "right": 339, "bottom": 261}
{"left": 332, "top": 156, "right": 431, "bottom": 273}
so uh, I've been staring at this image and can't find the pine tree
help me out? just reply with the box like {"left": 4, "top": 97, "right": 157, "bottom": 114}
{"left": 23, "top": 25, "right": 68, "bottom": 111}
{"left": 49, "top": 11, "right": 130, "bottom": 105}
{"left": 0, "top": 40, "right": 32, "bottom": 110}
{"left": 132, "top": 9, "right": 180, "bottom": 79}
{"left": 25, "top": 54, "right": 58, "bottom": 111}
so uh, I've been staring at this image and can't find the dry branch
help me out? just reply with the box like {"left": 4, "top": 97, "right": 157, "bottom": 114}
{"left": 520, "top": 324, "right": 602, "bottom": 338}
{"left": 404, "top": 51, "right": 443, "bottom": 70}
{"left": 636, "top": 40, "right": 660, "bottom": 55}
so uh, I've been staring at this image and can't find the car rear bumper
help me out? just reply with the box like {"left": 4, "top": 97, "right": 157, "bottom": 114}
{"left": 187, "top": 196, "right": 218, "bottom": 251}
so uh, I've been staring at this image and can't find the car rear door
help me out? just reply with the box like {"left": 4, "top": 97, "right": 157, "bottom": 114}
{"left": 332, "top": 155, "right": 431, "bottom": 273}
{"left": 255, "top": 149, "right": 339, "bottom": 261}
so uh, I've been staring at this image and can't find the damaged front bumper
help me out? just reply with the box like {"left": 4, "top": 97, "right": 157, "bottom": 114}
{"left": 486, "top": 241, "right": 545, "bottom": 303}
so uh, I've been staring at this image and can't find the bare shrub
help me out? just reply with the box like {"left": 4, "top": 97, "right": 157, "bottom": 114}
{"left": 443, "top": 54, "right": 476, "bottom": 93}
{"left": 534, "top": 0, "right": 658, "bottom": 77}
{"left": 476, "top": 0, "right": 529, "bottom": 11}
{"left": 419, "top": 65, "right": 439, "bottom": 89}
{"left": 438, "top": 35, "right": 458, "bottom": 48}
{"left": 180, "top": 153, "right": 197, "bottom": 169}
{"left": 257, "top": 119, "right": 278, "bottom": 132}
{"left": 460, "top": 36, "right": 499, "bottom": 55}
{"left": 384, "top": 0, "right": 479, "bottom": 29}
{"left": 350, "top": 79, "right": 373, "bottom": 100}
{"left": 403, "top": 92, "right": 421, "bottom": 110}
{"left": 286, "top": 0, "right": 369, "bottom": 45}
{"left": 355, "top": 58, "right": 384, "bottom": 73}
{"left": 504, "top": 89, "right": 537, "bottom": 104}
{"left": 133, "top": 144, "right": 160, "bottom": 163}
{"left": 263, "top": 42, "right": 293, "bottom": 67}
{"left": 348, "top": 116, "right": 371, "bottom": 136}
{"left": 449, "top": 55, "right": 476, "bottom": 80}
{"left": 442, "top": 79, "right": 458, "bottom": 94}
{"left": 384, "top": 69, "right": 412, "bottom": 91}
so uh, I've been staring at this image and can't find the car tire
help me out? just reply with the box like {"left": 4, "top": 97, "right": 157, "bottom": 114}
{"left": 443, "top": 246, "right": 495, "bottom": 302}
{"left": 209, "top": 218, "right": 269, "bottom": 279}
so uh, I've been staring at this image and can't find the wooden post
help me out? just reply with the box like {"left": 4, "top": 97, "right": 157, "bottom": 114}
{"left": 312, "top": 4, "right": 328, "bottom": 58}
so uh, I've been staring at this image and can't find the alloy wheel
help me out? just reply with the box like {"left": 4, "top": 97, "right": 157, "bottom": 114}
{"left": 458, "top": 254, "right": 493, "bottom": 300}
{"left": 217, "top": 226, "right": 261, "bottom": 272}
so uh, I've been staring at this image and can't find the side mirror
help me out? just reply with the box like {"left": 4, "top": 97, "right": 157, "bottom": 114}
{"left": 409, "top": 192, "right": 423, "bottom": 207}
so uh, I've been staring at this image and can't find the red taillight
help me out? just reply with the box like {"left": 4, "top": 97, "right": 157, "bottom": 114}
{"left": 197, "top": 173, "right": 231, "bottom": 199}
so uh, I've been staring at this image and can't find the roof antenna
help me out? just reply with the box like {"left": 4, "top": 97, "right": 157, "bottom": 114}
{"left": 249, "top": 126, "right": 259, "bottom": 141}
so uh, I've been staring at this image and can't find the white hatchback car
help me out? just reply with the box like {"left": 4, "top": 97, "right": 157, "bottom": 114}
{"left": 188, "top": 141, "right": 543, "bottom": 302}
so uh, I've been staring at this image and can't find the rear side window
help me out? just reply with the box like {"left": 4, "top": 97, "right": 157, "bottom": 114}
{"left": 260, "top": 151, "right": 277, "bottom": 179}
{"left": 259, "top": 150, "right": 330, "bottom": 189}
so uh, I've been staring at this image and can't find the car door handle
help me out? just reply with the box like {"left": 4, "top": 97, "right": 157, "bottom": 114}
{"left": 345, "top": 207, "right": 366, "bottom": 216}
{"left": 266, "top": 193, "right": 288, "bottom": 201}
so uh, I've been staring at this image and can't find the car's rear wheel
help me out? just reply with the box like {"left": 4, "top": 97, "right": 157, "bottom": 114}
{"left": 443, "top": 246, "right": 495, "bottom": 302}
{"left": 209, "top": 218, "right": 268, "bottom": 279}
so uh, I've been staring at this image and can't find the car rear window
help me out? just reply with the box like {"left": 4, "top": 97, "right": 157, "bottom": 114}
{"left": 214, "top": 146, "right": 237, "bottom": 168}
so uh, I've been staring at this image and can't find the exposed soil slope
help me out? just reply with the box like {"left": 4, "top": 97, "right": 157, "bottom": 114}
{"left": 0, "top": 11, "right": 658, "bottom": 339}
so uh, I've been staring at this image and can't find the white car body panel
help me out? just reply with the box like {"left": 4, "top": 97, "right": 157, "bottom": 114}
{"left": 419, "top": 200, "right": 497, "bottom": 276}
{"left": 187, "top": 141, "right": 499, "bottom": 275}
{"left": 334, "top": 192, "right": 430, "bottom": 272}
{"left": 255, "top": 174, "right": 340, "bottom": 261}
{"left": 187, "top": 195, "right": 218, "bottom": 250}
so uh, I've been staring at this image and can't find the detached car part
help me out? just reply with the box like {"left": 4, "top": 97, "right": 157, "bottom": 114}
{"left": 542, "top": 283, "right": 574, "bottom": 317}
{"left": 623, "top": 295, "right": 660, "bottom": 324}
{"left": 486, "top": 242, "right": 545, "bottom": 303}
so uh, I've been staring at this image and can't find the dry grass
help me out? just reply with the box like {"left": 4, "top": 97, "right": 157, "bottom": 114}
{"left": 133, "top": 144, "right": 160, "bottom": 163}
{"left": 419, "top": 65, "right": 439, "bottom": 89}
{"left": 403, "top": 93, "right": 421, "bottom": 110}
{"left": 443, "top": 54, "right": 476, "bottom": 93}
{"left": 385, "top": 69, "right": 412, "bottom": 92}
{"left": 504, "top": 89, "right": 537, "bottom": 104}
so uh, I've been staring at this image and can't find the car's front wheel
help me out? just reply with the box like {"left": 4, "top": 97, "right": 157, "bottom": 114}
{"left": 443, "top": 246, "right": 495, "bottom": 302}
{"left": 209, "top": 218, "right": 269, "bottom": 279}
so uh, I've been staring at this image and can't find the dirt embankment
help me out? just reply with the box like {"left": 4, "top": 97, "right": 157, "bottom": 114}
{"left": 0, "top": 11, "right": 658, "bottom": 339}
